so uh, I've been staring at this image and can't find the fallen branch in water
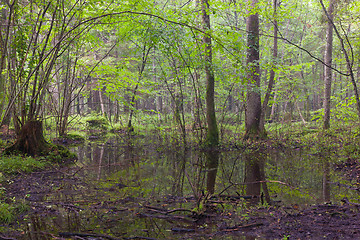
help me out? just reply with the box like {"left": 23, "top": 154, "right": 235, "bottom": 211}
{"left": 59, "top": 232, "right": 121, "bottom": 240}
{"left": 123, "top": 237, "right": 158, "bottom": 240}
{"left": 0, "top": 235, "right": 18, "bottom": 240}
{"left": 137, "top": 212, "right": 197, "bottom": 222}
{"left": 144, "top": 205, "right": 194, "bottom": 214}
{"left": 220, "top": 223, "right": 264, "bottom": 232}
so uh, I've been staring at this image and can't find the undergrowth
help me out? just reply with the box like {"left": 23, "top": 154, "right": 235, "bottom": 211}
{"left": 0, "top": 155, "right": 48, "bottom": 175}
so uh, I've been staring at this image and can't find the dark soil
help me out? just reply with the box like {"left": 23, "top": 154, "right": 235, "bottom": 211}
{"left": 229, "top": 203, "right": 360, "bottom": 239}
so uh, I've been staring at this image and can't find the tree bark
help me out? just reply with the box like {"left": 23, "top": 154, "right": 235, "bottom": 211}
{"left": 5, "top": 120, "right": 49, "bottom": 156}
{"left": 201, "top": 0, "right": 219, "bottom": 147}
{"left": 244, "top": 0, "right": 264, "bottom": 140}
{"left": 319, "top": 0, "right": 360, "bottom": 120}
{"left": 323, "top": 0, "right": 334, "bottom": 130}
{"left": 260, "top": 0, "right": 278, "bottom": 130}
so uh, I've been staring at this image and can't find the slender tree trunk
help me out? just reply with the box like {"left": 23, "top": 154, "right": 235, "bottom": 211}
{"left": 323, "top": 0, "right": 334, "bottom": 130}
{"left": 244, "top": 0, "right": 264, "bottom": 140}
{"left": 260, "top": 0, "right": 278, "bottom": 130}
{"left": 201, "top": 0, "right": 219, "bottom": 147}
{"left": 127, "top": 44, "right": 152, "bottom": 132}
{"left": 320, "top": 0, "right": 360, "bottom": 120}
{"left": 0, "top": 3, "right": 14, "bottom": 125}
{"left": 99, "top": 90, "right": 105, "bottom": 116}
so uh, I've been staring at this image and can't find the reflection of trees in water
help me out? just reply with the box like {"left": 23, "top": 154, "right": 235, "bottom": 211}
{"left": 170, "top": 149, "right": 219, "bottom": 200}
{"left": 26, "top": 213, "right": 81, "bottom": 240}
{"left": 169, "top": 148, "right": 187, "bottom": 197}
{"left": 244, "top": 151, "right": 270, "bottom": 205}
{"left": 323, "top": 158, "right": 330, "bottom": 202}
{"left": 206, "top": 150, "right": 219, "bottom": 195}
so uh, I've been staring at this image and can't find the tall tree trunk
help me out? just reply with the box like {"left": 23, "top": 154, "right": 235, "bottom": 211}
{"left": 127, "top": 43, "right": 152, "bottom": 132}
{"left": 260, "top": 0, "right": 278, "bottom": 130}
{"left": 244, "top": 0, "right": 264, "bottom": 140}
{"left": 323, "top": 0, "right": 334, "bottom": 130}
{"left": 0, "top": 3, "right": 13, "bottom": 125}
{"left": 320, "top": 0, "right": 360, "bottom": 120}
{"left": 201, "top": 0, "right": 219, "bottom": 147}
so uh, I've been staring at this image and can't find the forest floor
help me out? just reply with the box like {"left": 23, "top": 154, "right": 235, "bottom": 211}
{"left": 1, "top": 130, "right": 360, "bottom": 239}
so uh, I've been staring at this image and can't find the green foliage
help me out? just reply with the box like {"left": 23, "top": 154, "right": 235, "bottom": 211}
{"left": 84, "top": 113, "right": 110, "bottom": 130}
{"left": 0, "top": 199, "right": 29, "bottom": 224}
{"left": 46, "top": 145, "right": 77, "bottom": 163}
{"left": 65, "top": 132, "right": 86, "bottom": 142}
{"left": 0, "top": 202, "right": 14, "bottom": 223}
{"left": 0, "top": 155, "right": 47, "bottom": 174}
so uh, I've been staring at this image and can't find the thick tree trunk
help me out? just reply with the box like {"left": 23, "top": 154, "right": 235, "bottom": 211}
{"left": 5, "top": 120, "right": 49, "bottom": 156}
{"left": 323, "top": 0, "right": 334, "bottom": 130}
{"left": 244, "top": 0, "right": 265, "bottom": 139}
{"left": 201, "top": 0, "right": 219, "bottom": 147}
{"left": 5, "top": 120, "right": 76, "bottom": 163}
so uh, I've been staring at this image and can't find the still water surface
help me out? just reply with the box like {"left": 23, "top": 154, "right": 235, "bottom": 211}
{"left": 21, "top": 136, "right": 359, "bottom": 239}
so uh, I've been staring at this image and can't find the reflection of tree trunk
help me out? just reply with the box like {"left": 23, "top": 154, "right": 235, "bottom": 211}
{"left": 323, "top": 159, "right": 331, "bottom": 202}
{"left": 244, "top": 151, "right": 270, "bottom": 205}
{"left": 172, "top": 149, "right": 187, "bottom": 197}
{"left": 124, "top": 135, "right": 135, "bottom": 166}
{"left": 97, "top": 146, "right": 104, "bottom": 181}
{"left": 205, "top": 150, "right": 219, "bottom": 194}
{"left": 245, "top": 157, "right": 261, "bottom": 204}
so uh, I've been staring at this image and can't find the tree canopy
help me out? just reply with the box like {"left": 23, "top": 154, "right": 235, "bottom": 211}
{"left": 0, "top": 0, "right": 359, "bottom": 148}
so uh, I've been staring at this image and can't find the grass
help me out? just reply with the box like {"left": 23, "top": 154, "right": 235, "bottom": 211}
{"left": 0, "top": 155, "right": 48, "bottom": 175}
{"left": 0, "top": 155, "right": 37, "bottom": 224}
{"left": 0, "top": 198, "right": 29, "bottom": 223}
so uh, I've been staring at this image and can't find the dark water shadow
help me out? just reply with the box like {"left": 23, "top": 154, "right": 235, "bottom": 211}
{"left": 244, "top": 150, "right": 270, "bottom": 205}
{"left": 205, "top": 150, "right": 219, "bottom": 195}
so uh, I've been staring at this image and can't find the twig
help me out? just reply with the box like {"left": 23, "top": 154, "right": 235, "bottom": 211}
{"left": 144, "top": 205, "right": 194, "bottom": 215}
{"left": 0, "top": 236, "right": 18, "bottom": 240}
{"left": 220, "top": 223, "right": 263, "bottom": 232}
{"left": 59, "top": 232, "right": 121, "bottom": 240}
{"left": 138, "top": 213, "right": 196, "bottom": 223}
{"left": 123, "top": 237, "right": 157, "bottom": 240}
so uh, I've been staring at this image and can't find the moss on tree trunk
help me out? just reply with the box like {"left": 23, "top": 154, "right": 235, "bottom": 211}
{"left": 5, "top": 120, "right": 76, "bottom": 163}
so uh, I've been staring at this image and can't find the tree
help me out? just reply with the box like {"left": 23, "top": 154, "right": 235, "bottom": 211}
{"left": 244, "top": 0, "right": 265, "bottom": 139}
{"left": 260, "top": 0, "right": 279, "bottom": 130}
{"left": 3, "top": 0, "right": 93, "bottom": 155}
{"left": 201, "top": 0, "right": 219, "bottom": 147}
{"left": 323, "top": 0, "right": 335, "bottom": 130}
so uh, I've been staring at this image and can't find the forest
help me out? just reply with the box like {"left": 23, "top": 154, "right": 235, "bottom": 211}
{"left": 0, "top": 0, "right": 360, "bottom": 239}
